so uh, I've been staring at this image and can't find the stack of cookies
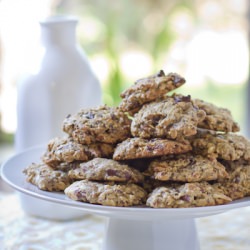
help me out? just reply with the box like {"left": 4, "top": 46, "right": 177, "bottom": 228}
{"left": 23, "top": 70, "right": 250, "bottom": 208}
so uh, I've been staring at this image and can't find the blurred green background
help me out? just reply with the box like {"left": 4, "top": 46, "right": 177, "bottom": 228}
{"left": 0, "top": 0, "right": 249, "bottom": 147}
{"left": 56, "top": 0, "right": 248, "bottom": 132}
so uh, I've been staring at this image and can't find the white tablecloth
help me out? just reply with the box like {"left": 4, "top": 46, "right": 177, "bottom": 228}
{"left": 0, "top": 192, "right": 249, "bottom": 250}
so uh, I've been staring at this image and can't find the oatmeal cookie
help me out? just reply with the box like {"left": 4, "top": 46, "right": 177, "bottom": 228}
{"left": 23, "top": 163, "right": 72, "bottom": 191}
{"left": 221, "top": 160, "right": 250, "bottom": 189}
{"left": 64, "top": 180, "right": 147, "bottom": 207}
{"left": 42, "top": 137, "right": 114, "bottom": 167}
{"left": 51, "top": 161, "right": 81, "bottom": 172}
{"left": 131, "top": 94, "right": 206, "bottom": 140}
{"left": 68, "top": 158, "right": 144, "bottom": 183}
{"left": 119, "top": 70, "right": 185, "bottom": 113}
{"left": 213, "top": 182, "right": 246, "bottom": 201}
{"left": 146, "top": 182, "right": 232, "bottom": 208}
{"left": 193, "top": 98, "right": 240, "bottom": 132}
{"left": 190, "top": 129, "right": 250, "bottom": 161}
{"left": 213, "top": 159, "right": 250, "bottom": 200}
{"left": 113, "top": 137, "right": 192, "bottom": 160}
{"left": 62, "top": 105, "right": 131, "bottom": 144}
{"left": 145, "top": 154, "right": 228, "bottom": 182}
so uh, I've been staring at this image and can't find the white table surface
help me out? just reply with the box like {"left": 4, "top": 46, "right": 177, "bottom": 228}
{"left": 1, "top": 145, "right": 250, "bottom": 249}
{"left": 0, "top": 191, "right": 249, "bottom": 250}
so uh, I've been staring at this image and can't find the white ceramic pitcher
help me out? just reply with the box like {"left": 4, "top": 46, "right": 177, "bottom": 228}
{"left": 15, "top": 15, "right": 102, "bottom": 220}
{"left": 15, "top": 15, "right": 102, "bottom": 151}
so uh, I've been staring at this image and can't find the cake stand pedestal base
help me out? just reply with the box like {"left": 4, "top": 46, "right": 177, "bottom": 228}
{"left": 102, "top": 218, "right": 200, "bottom": 250}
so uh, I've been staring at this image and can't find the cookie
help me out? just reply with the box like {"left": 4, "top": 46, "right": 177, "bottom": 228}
{"left": 131, "top": 94, "right": 206, "bottom": 140}
{"left": 146, "top": 182, "right": 232, "bottom": 208}
{"left": 113, "top": 137, "right": 192, "bottom": 160}
{"left": 23, "top": 163, "right": 72, "bottom": 191}
{"left": 190, "top": 130, "right": 250, "bottom": 161}
{"left": 119, "top": 70, "right": 186, "bottom": 113}
{"left": 68, "top": 158, "right": 144, "bottom": 183}
{"left": 42, "top": 137, "right": 114, "bottom": 167}
{"left": 51, "top": 161, "right": 81, "bottom": 172}
{"left": 64, "top": 180, "right": 147, "bottom": 207}
{"left": 213, "top": 182, "right": 246, "bottom": 201}
{"left": 145, "top": 154, "right": 228, "bottom": 182}
{"left": 63, "top": 105, "right": 131, "bottom": 144}
{"left": 213, "top": 159, "right": 250, "bottom": 200}
{"left": 221, "top": 160, "right": 250, "bottom": 188}
{"left": 193, "top": 98, "right": 240, "bottom": 132}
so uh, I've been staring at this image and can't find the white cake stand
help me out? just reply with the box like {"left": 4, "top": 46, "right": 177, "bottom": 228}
{"left": 1, "top": 146, "right": 250, "bottom": 250}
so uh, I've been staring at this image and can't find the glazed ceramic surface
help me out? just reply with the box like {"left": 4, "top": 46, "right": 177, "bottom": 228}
{"left": 2, "top": 146, "right": 249, "bottom": 250}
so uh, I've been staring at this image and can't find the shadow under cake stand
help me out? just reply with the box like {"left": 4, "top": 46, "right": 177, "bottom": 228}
{"left": 1, "top": 146, "right": 250, "bottom": 250}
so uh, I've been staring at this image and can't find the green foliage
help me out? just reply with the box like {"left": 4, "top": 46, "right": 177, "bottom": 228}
{"left": 53, "top": 0, "right": 247, "bottom": 131}
{"left": 103, "top": 58, "right": 123, "bottom": 106}
{"left": 0, "top": 130, "right": 14, "bottom": 144}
